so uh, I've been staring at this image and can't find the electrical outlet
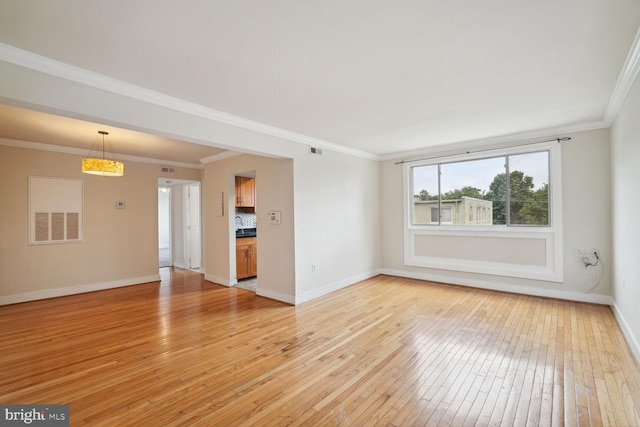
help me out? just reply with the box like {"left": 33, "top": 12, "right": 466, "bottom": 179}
{"left": 580, "top": 250, "right": 599, "bottom": 268}
{"left": 311, "top": 264, "right": 317, "bottom": 272}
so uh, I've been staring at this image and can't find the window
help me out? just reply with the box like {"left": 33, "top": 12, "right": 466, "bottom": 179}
{"left": 430, "top": 207, "right": 452, "bottom": 223}
{"left": 403, "top": 141, "right": 562, "bottom": 283}
{"left": 411, "top": 150, "right": 550, "bottom": 227}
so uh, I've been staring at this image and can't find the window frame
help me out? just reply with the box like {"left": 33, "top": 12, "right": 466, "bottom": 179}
{"left": 403, "top": 140, "right": 563, "bottom": 282}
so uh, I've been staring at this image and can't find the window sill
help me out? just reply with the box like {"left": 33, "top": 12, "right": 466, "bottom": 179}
{"left": 410, "top": 224, "right": 552, "bottom": 233}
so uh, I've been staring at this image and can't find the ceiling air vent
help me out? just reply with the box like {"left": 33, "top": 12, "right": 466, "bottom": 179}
{"left": 161, "top": 167, "right": 175, "bottom": 173}
{"left": 309, "top": 146, "right": 323, "bottom": 156}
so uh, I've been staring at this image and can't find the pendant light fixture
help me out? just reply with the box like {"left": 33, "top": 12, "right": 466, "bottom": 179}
{"left": 81, "top": 131, "right": 124, "bottom": 176}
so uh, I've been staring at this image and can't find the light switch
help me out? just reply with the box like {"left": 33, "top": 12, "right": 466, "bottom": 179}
{"left": 268, "top": 211, "right": 281, "bottom": 224}
{"left": 216, "top": 191, "right": 224, "bottom": 217}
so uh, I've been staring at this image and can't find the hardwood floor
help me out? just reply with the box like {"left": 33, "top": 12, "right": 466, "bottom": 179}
{"left": 2, "top": 269, "right": 640, "bottom": 426}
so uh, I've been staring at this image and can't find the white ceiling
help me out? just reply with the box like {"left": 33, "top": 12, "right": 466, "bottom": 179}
{"left": 0, "top": 1, "right": 639, "bottom": 159}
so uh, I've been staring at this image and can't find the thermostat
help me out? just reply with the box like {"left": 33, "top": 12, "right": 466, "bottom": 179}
{"left": 268, "top": 211, "right": 281, "bottom": 224}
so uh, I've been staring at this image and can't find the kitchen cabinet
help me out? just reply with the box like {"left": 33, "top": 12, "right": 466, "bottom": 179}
{"left": 236, "top": 236, "right": 257, "bottom": 279}
{"left": 235, "top": 177, "right": 255, "bottom": 208}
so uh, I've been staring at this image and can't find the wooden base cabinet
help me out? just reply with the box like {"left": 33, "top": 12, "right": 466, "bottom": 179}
{"left": 236, "top": 237, "right": 257, "bottom": 279}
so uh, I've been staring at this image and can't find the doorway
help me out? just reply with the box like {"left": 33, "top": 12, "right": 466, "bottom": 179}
{"left": 158, "top": 179, "right": 202, "bottom": 271}
{"left": 158, "top": 187, "right": 171, "bottom": 268}
{"left": 234, "top": 172, "right": 257, "bottom": 292}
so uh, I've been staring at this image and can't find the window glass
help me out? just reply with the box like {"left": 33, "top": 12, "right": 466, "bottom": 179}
{"left": 410, "top": 150, "right": 550, "bottom": 227}
{"left": 412, "top": 164, "right": 438, "bottom": 225}
{"left": 508, "top": 151, "right": 550, "bottom": 226}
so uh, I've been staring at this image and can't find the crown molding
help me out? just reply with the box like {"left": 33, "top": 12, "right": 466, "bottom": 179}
{"left": 0, "top": 138, "right": 204, "bottom": 169}
{"left": 199, "top": 151, "right": 242, "bottom": 164}
{"left": 0, "top": 43, "right": 377, "bottom": 161}
{"left": 604, "top": 26, "right": 640, "bottom": 124}
{"left": 379, "top": 120, "right": 609, "bottom": 162}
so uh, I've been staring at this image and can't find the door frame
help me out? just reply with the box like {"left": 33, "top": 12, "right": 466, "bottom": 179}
{"left": 158, "top": 178, "right": 202, "bottom": 271}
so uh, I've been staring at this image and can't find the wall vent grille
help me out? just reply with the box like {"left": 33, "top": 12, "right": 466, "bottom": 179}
{"left": 309, "top": 146, "right": 323, "bottom": 156}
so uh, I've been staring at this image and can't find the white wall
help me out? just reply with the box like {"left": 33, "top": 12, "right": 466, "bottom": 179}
{"left": 202, "top": 148, "right": 382, "bottom": 305}
{"left": 380, "top": 128, "right": 612, "bottom": 303}
{"left": 293, "top": 146, "right": 381, "bottom": 303}
{"left": 203, "top": 154, "right": 296, "bottom": 302}
{"left": 611, "top": 73, "right": 640, "bottom": 360}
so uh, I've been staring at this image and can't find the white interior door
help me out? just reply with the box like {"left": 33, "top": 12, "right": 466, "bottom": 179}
{"left": 187, "top": 184, "right": 201, "bottom": 269}
{"left": 158, "top": 187, "right": 171, "bottom": 267}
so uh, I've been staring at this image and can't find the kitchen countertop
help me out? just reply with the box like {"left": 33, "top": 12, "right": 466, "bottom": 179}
{"left": 236, "top": 228, "right": 256, "bottom": 238}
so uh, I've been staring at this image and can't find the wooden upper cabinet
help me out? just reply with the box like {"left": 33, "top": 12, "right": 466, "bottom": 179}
{"left": 235, "top": 177, "right": 255, "bottom": 208}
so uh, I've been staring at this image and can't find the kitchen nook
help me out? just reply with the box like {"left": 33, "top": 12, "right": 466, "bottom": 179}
{"left": 234, "top": 175, "right": 257, "bottom": 290}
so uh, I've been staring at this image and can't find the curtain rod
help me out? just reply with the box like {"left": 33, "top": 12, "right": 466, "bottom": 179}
{"left": 394, "top": 137, "right": 571, "bottom": 165}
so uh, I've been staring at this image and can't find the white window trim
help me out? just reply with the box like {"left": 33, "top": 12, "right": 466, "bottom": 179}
{"left": 403, "top": 141, "right": 563, "bottom": 282}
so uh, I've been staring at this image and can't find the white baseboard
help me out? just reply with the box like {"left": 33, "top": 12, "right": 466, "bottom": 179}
{"left": 0, "top": 274, "right": 161, "bottom": 306}
{"left": 203, "top": 274, "right": 293, "bottom": 302}
{"left": 611, "top": 301, "right": 640, "bottom": 365}
{"left": 256, "top": 287, "right": 295, "bottom": 305}
{"left": 379, "top": 268, "right": 613, "bottom": 305}
{"left": 204, "top": 273, "right": 235, "bottom": 287}
{"left": 294, "top": 270, "right": 381, "bottom": 305}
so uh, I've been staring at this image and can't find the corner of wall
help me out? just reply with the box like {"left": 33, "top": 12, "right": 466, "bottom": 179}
{"left": 612, "top": 301, "right": 640, "bottom": 364}
{"left": 294, "top": 270, "right": 381, "bottom": 305}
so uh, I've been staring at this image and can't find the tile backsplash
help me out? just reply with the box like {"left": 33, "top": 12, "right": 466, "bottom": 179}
{"left": 235, "top": 212, "right": 257, "bottom": 229}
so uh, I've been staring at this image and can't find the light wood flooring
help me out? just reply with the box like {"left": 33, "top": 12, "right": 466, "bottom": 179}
{"left": 1, "top": 269, "right": 640, "bottom": 426}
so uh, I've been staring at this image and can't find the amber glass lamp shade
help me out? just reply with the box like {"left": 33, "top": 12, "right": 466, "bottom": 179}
{"left": 81, "top": 131, "right": 124, "bottom": 177}
{"left": 81, "top": 158, "right": 124, "bottom": 176}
